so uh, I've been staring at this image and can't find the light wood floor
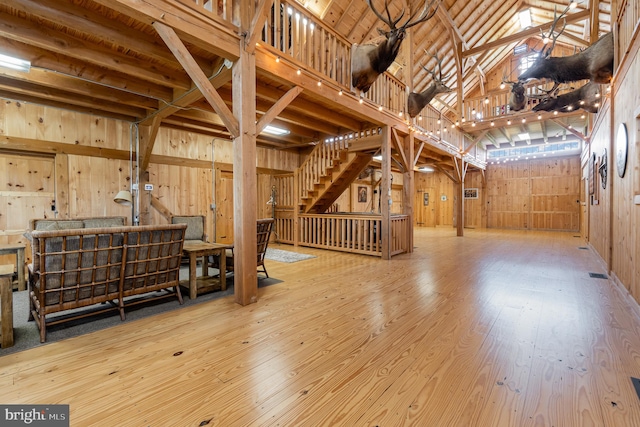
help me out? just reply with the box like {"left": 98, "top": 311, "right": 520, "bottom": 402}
{"left": 2, "top": 228, "right": 640, "bottom": 426}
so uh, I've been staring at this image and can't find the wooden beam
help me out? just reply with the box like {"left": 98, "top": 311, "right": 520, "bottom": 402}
{"left": 139, "top": 59, "right": 233, "bottom": 126}
{"left": 462, "top": 129, "right": 488, "bottom": 155}
{"left": 246, "top": 0, "right": 275, "bottom": 53}
{"left": 435, "top": 163, "right": 457, "bottom": 183}
{"left": 391, "top": 128, "right": 409, "bottom": 172}
{"left": 462, "top": 10, "right": 590, "bottom": 57}
{"left": 153, "top": 21, "right": 240, "bottom": 138}
{"left": 139, "top": 116, "right": 161, "bottom": 172}
{"left": 551, "top": 118, "right": 588, "bottom": 142}
{"left": 150, "top": 195, "right": 173, "bottom": 221}
{"left": 256, "top": 86, "right": 302, "bottom": 134}
{"left": 414, "top": 141, "right": 425, "bottom": 166}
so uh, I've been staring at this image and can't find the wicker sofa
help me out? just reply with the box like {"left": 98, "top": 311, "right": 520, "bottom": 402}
{"left": 27, "top": 222, "right": 187, "bottom": 342}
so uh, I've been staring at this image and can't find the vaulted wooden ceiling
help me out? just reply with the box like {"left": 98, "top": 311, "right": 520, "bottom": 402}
{"left": 0, "top": 0, "right": 611, "bottom": 164}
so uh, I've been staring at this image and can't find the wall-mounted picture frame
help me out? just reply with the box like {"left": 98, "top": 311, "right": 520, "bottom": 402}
{"left": 464, "top": 188, "right": 479, "bottom": 199}
{"left": 358, "top": 186, "right": 367, "bottom": 203}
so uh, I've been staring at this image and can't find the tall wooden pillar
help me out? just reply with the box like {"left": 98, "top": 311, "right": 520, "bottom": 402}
{"left": 232, "top": 8, "right": 258, "bottom": 305}
{"left": 454, "top": 157, "right": 466, "bottom": 237}
{"left": 381, "top": 126, "right": 392, "bottom": 259}
{"left": 402, "top": 132, "right": 414, "bottom": 252}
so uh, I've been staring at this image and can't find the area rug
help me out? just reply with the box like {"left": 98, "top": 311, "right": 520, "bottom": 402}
{"left": 0, "top": 267, "right": 282, "bottom": 356}
{"left": 265, "top": 247, "right": 316, "bottom": 263}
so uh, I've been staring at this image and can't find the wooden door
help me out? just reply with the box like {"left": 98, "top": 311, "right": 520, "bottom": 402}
{"left": 414, "top": 188, "right": 436, "bottom": 227}
{"left": 0, "top": 152, "right": 55, "bottom": 266}
{"left": 215, "top": 169, "right": 234, "bottom": 244}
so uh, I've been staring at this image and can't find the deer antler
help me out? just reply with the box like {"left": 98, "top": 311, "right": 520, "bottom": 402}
{"left": 540, "top": 4, "right": 570, "bottom": 57}
{"left": 366, "top": 0, "right": 403, "bottom": 29}
{"left": 367, "top": 0, "right": 440, "bottom": 30}
{"left": 402, "top": 0, "right": 440, "bottom": 30}
{"left": 528, "top": 83, "right": 562, "bottom": 99}
{"left": 423, "top": 49, "right": 448, "bottom": 82}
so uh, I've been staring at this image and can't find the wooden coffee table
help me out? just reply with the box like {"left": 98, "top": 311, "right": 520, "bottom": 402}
{"left": 182, "top": 242, "right": 233, "bottom": 299}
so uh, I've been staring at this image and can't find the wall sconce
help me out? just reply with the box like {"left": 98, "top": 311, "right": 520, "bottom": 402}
{"left": 114, "top": 190, "right": 133, "bottom": 206}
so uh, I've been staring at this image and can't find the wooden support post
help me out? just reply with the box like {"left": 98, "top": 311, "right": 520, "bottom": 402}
{"left": 453, "top": 157, "right": 466, "bottom": 237}
{"left": 381, "top": 126, "right": 391, "bottom": 259}
{"left": 402, "top": 132, "right": 415, "bottom": 253}
{"left": 233, "top": 4, "right": 258, "bottom": 306}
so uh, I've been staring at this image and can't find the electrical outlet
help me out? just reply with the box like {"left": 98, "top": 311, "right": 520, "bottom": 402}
{"left": 144, "top": 183, "right": 153, "bottom": 191}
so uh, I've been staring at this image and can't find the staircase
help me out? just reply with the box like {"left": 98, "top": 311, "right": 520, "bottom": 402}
{"left": 297, "top": 140, "right": 373, "bottom": 214}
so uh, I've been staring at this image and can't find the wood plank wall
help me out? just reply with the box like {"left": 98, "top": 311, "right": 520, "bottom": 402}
{"left": 414, "top": 170, "right": 456, "bottom": 227}
{"left": 486, "top": 156, "right": 581, "bottom": 230}
{"left": 594, "top": 29, "right": 640, "bottom": 305}
{"left": 0, "top": 100, "right": 300, "bottom": 264}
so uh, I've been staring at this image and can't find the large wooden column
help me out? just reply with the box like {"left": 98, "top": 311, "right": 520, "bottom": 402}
{"left": 402, "top": 132, "right": 415, "bottom": 252}
{"left": 232, "top": 7, "right": 258, "bottom": 305}
{"left": 381, "top": 126, "right": 392, "bottom": 259}
{"left": 453, "top": 157, "right": 467, "bottom": 237}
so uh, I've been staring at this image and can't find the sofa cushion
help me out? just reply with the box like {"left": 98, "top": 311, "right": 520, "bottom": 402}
{"left": 84, "top": 218, "right": 126, "bottom": 228}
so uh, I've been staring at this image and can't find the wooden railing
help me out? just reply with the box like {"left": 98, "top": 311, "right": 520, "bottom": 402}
{"left": 176, "top": 0, "right": 238, "bottom": 28}
{"left": 296, "top": 138, "right": 349, "bottom": 200}
{"left": 390, "top": 215, "right": 409, "bottom": 256}
{"left": 260, "top": 0, "right": 352, "bottom": 88}
{"left": 273, "top": 174, "right": 295, "bottom": 244}
{"left": 461, "top": 80, "right": 589, "bottom": 122}
{"left": 616, "top": 0, "right": 639, "bottom": 59}
{"left": 298, "top": 213, "right": 409, "bottom": 257}
{"left": 363, "top": 72, "right": 407, "bottom": 114}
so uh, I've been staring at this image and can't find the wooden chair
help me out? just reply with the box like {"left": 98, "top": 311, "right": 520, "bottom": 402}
{"left": 225, "top": 218, "right": 274, "bottom": 278}
{"left": 170, "top": 215, "right": 206, "bottom": 243}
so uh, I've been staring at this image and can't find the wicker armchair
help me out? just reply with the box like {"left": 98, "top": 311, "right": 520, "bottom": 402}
{"left": 225, "top": 218, "right": 274, "bottom": 278}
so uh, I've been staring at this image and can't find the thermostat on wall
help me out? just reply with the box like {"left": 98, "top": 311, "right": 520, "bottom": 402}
{"left": 144, "top": 184, "right": 153, "bottom": 191}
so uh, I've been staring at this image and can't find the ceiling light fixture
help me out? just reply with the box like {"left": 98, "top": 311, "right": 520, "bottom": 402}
{"left": 262, "top": 125, "right": 290, "bottom": 136}
{"left": 0, "top": 53, "right": 31, "bottom": 72}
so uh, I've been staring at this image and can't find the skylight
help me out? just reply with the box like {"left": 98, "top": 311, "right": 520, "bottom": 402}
{"left": 518, "top": 9, "right": 532, "bottom": 29}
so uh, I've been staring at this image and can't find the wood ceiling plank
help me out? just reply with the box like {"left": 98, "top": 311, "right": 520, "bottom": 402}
{"left": 0, "top": 67, "right": 158, "bottom": 110}
{"left": 0, "top": 37, "right": 174, "bottom": 102}
{"left": 0, "top": 77, "right": 146, "bottom": 118}
{"left": 0, "top": 89, "right": 136, "bottom": 122}
{"left": 9, "top": 0, "right": 189, "bottom": 68}
{"left": 463, "top": 10, "right": 590, "bottom": 57}
{"left": 89, "top": 0, "right": 240, "bottom": 60}
{"left": 0, "top": 10, "right": 192, "bottom": 90}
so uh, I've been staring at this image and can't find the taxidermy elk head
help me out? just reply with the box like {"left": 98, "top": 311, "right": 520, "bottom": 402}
{"left": 502, "top": 70, "right": 527, "bottom": 111}
{"left": 408, "top": 50, "right": 451, "bottom": 118}
{"left": 352, "top": 0, "right": 440, "bottom": 93}
{"left": 532, "top": 82, "right": 601, "bottom": 113}
{"left": 517, "top": 5, "right": 614, "bottom": 87}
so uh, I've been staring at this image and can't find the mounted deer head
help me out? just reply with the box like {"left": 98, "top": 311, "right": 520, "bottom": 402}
{"left": 502, "top": 69, "right": 527, "bottom": 111}
{"left": 408, "top": 50, "right": 452, "bottom": 118}
{"left": 532, "top": 82, "right": 601, "bottom": 113}
{"left": 517, "top": 4, "right": 613, "bottom": 86}
{"left": 352, "top": 0, "right": 440, "bottom": 93}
